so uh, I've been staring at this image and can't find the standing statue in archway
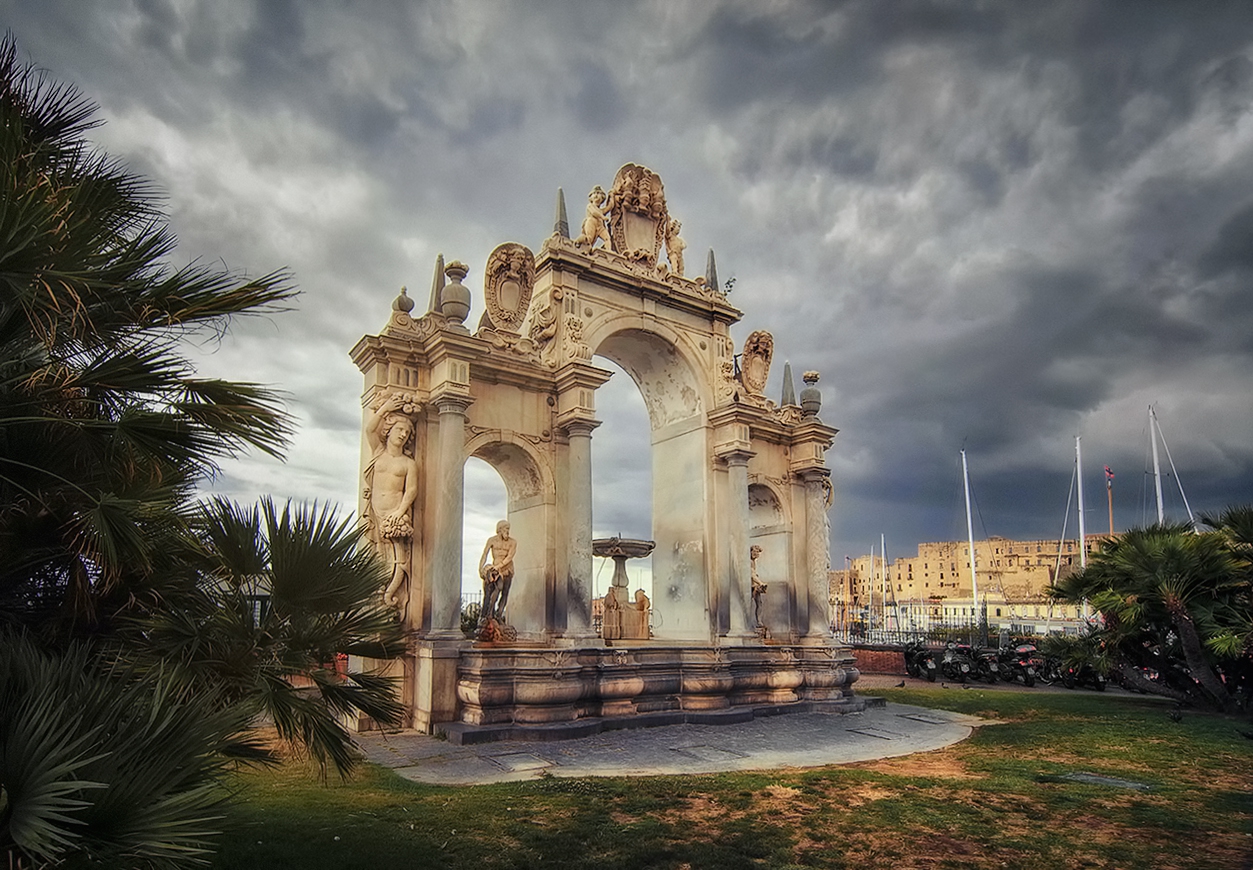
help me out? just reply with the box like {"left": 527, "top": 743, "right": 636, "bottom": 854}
{"left": 750, "top": 544, "right": 768, "bottom": 633}
{"left": 478, "top": 520, "right": 517, "bottom": 623}
{"left": 363, "top": 393, "right": 420, "bottom": 608}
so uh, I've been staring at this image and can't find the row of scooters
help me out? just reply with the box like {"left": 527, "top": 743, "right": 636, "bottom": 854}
{"left": 902, "top": 640, "right": 1108, "bottom": 690}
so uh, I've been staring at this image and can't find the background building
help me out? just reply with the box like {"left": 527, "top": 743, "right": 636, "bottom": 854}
{"left": 830, "top": 534, "right": 1109, "bottom": 637}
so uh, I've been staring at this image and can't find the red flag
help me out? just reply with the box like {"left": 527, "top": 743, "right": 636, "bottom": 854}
{"left": 1104, "top": 465, "right": 1114, "bottom": 481}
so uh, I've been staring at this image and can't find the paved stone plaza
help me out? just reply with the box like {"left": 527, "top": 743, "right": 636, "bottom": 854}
{"left": 356, "top": 697, "right": 986, "bottom": 786}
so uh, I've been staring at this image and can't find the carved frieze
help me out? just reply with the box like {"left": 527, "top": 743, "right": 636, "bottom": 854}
{"left": 483, "top": 243, "right": 536, "bottom": 333}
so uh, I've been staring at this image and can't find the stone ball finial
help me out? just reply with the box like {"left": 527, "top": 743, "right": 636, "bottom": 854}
{"left": 800, "top": 371, "right": 822, "bottom": 417}
{"left": 441, "top": 261, "right": 471, "bottom": 324}
{"left": 392, "top": 285, "right": 415, "bottom": 313}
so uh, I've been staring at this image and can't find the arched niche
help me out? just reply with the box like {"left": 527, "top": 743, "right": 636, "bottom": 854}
{"left": 465, "top": 434, "right": 555, "bottom": 637}
{"left": 749, "top": 482, "right": 793, "bottom": 635}
{"left": 589, "top": 321, "right": 712, "bottom": 640}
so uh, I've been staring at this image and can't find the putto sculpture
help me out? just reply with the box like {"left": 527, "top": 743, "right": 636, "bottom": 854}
{"left": 574, "top": 185, "right": 611, "bottom": 250}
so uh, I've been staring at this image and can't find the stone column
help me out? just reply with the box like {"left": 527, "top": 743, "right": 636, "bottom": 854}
{"left": 428, "top": 391, "right": 473, "bottom": 639}
{"left": 563, "top": 418, "right": 600, "bottom": 639}
{"left": 803, "top": 470, "right": 833, "bottom": 637}
{"left": 724, "top": 451, "right": 755, "bottom": 638}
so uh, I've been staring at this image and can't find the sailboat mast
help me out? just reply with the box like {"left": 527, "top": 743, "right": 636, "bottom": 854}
{"left": 1150, "top": 405, "right": 1165, "bottom": 524}
{"left": 1076, "top": 436, "right": 1087, "bottom": 569}
{"left": 881, "top": 533, "right": 889, "bottom": 631}
{"left": 961, "top": 450, "right": 979, "bottom": 606}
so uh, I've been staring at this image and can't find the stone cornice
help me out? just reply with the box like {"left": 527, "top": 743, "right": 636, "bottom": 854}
{"left": 536, "top": 238, "right": 742, "bottom": 327}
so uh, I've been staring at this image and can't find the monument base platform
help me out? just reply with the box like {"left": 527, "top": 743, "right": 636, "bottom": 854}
{"left": 439, "top": 694, "right": 880, "bottom": 745}
{"left": 439, "top": 641, "right": 862, "bottom": 740}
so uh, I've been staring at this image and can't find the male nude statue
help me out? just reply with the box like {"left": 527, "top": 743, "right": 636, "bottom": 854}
{"left": 478, "top": 520, "right": 517, "bottom": 622}
{"left": 364, "top": 393, "right": 419, "bottom": 607}
{"left": 750, "top": 544, "right": 768, "bottom": 629}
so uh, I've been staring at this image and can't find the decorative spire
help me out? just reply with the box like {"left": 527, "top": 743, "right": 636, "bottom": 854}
{"left": 427, "top": 253, "right": 446, "bottom": 314}
{"left": 553, "top": 187, "right": 569, "bottom": 238}
{"left": 705, "top": 248, "right": 719, "bottom": 294}
{"left": 781, "top": 361, "right": 796, "bottom": 406}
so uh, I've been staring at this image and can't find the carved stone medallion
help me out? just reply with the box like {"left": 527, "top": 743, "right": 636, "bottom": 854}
{"left": 741, "top": 330, "right": 774, "bottom": 397}
{"left": 607, "top": 163, "right": 668, "bottom": 267}
{"left": 483, "top": 242, "right": 535, "bottom": 333}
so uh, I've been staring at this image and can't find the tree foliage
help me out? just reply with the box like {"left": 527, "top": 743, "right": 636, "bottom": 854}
{"left": 1049, "top": 509, "right": 1253, "bottom": 711}
{"left": 0, "top": 36, "right": 404, "bottom": 868}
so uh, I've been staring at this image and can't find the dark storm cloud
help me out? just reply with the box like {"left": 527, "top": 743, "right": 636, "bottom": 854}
{"left": 6, "top": 0, "right": 1252, "bottom": 566}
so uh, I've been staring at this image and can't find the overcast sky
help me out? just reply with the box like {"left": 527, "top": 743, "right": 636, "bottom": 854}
{"left": 9, "top": 1, "right": 1253, "bottom": 584}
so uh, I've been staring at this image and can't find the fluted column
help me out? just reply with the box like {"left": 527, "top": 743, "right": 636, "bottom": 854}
{"left": 724, "top": 451, "right": 755, "bottom": 638}
{"left": 563, "top": 418, "right": 600, "bottom": 639}
{"left": 803, "top": 470, "right": 833, "bottom": 637}
{"left": 428, "top": 392, "right": 472, "bottom": 639}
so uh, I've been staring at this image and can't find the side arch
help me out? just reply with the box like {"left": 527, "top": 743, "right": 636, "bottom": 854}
{"left": 748, "top": 481, "right": 795, "bottom": 635}
{"left": 464, "top": 433, "right": 556, "bottom": 636}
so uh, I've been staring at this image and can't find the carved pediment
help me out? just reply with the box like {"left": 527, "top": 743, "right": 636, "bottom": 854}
{"left": 483, "top": 242, "right": 535, "bottom": 333}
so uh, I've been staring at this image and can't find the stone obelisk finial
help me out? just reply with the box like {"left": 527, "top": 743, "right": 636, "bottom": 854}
{"left": 427, "top": 253, "right": 446, "bottom": 314}
{"left": 781, "top": 361, "right": 797, "bottom": 406}
{"left": 554, "top": 188, "right": 570, "bottom": 238}
{"left": 705, "top": 248, "right": 719, "bottom": 293}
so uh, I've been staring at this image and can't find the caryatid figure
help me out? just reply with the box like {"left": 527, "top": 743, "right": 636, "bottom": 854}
{"left": 478, "top": 520, "right": 517, "bottom": 622}
{"left": 363, "top": 393, "right": 419, "bottom": 608}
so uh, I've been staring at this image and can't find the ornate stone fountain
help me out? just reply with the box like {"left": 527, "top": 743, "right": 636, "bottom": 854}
{"left": 593, "top": 537, "right": 655, "bottom": 641}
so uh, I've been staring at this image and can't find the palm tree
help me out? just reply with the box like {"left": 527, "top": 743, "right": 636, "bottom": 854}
{"left": 129, "top": 498, "right": 408, "bottom": 776}
{"left": 0, "top": 34, "right": 293, "bottom": 639}
{"left": 0, "top": 36, "right": 406, "bottom": 868}
{"left": 1051, "top": 521, "right": 1248, "bottom": 710}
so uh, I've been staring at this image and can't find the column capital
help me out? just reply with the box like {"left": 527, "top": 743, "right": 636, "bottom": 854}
{"left": 559, "top": 415, "right": 602, "bottom": 438}
{"left": 430, "top": 385, "right": 473, "bottom": 415}
{"left": 717, "top": 447, "right": 756, "bottom": 467}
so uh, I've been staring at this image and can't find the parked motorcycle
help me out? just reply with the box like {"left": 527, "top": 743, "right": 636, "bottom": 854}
{"left": 938, "top": 642, "right": 975, "bottom": 683}
{"left": 1062, "top": 661, "right": 1107, "bottom": 691}
{"left": 997, "top": 643, "right": 1040, "bottom": 687}
{"left": 971, "top": 645, "right": 1003, "bottom": 683}
{"left": 904, "top": 641, "right": 939, "bottom": 682}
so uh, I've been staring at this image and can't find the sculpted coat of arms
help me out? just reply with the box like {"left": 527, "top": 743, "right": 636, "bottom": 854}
{"left": 606, "top": 163, "right": 668, "bottom": 267}
{"left": 740, "top": 330, "right": 774, "bottom": 397}
{"left": 483, "top": 242, "right": 536, "bottom": 333}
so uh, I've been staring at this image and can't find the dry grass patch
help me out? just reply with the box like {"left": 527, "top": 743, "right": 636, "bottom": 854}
{"left": 852, "top": 752, "right": 981, "bottom": 780}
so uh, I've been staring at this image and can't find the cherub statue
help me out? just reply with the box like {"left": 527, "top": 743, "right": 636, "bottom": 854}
{"left": 363, "top": 393, "right": 420, "bottom": 608}
{"left": 664, "top": 218, "right": 686, "bottom": 277}
{"left": 574, "top": 185, "right": 611, "bottom": 250}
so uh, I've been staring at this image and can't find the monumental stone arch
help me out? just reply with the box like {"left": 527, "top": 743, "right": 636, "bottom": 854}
{"left": 350, "top": 163, "right": 865, "bottom": 738}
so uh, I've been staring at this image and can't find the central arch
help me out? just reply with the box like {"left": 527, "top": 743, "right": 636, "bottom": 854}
{"left": 589, "top": 321, "right": 713, "bottom": 639}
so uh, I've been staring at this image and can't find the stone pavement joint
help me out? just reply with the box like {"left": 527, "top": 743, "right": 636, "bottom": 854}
{"left": 356, "top": 701, "right": 989, "bottom": 786}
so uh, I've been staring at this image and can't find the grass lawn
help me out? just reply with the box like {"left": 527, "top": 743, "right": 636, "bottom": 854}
{"left": 212, "top": 688, "right": 1253, "bottom": 869}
